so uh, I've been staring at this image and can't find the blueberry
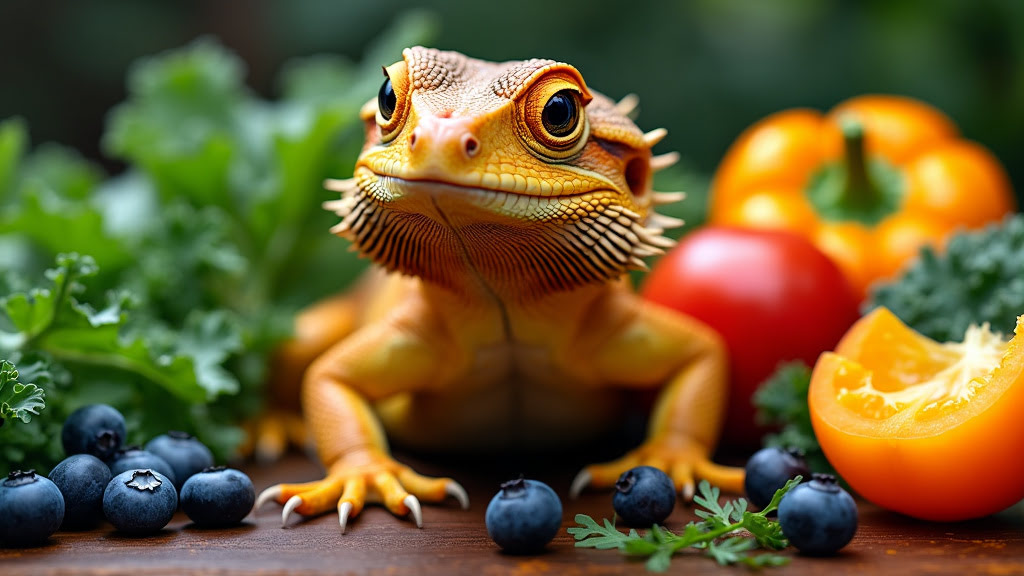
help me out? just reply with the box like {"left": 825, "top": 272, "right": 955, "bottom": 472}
{"left": 103, "top": 469, "right": 178, "bottom": 535}
{"left": 778, "top": 473, "right": 857, "bottom": 555}
{"left": 485, "top": 478, "right": 562, "bottom": 554}
{"left": 180, "top": 466, "right": 255, "bottom": 527}
{"left": 62, "top": 404, "right": 127, "bottom": 460}
{"left": 48, "top": 454, "right": 111, "bottom": 530}
{"left": 744, "top": 447, "right": 811, "bottom": 510}
{"left": 612, "top": 466, "right": 675, "bottom": 527}
{"left": 108, "top": 446, "right": 177, "bottom": 486}
{"left": 145, "top": 431, "right": 214, "bottom": 491}
{"left": 0, "top": 470, "right": 65, "bottom": 547}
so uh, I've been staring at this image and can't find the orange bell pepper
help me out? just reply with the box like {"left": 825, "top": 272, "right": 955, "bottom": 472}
{"left": 708, "top": 95, "right": 1016, "bottom": 299}
{"left": 809, "top": 307, "right": 1024, "bottom": 521}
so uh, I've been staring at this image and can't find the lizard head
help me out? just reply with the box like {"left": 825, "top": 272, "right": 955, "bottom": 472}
{"left": 325, "top": 47, "right": 682, "bottom": 299}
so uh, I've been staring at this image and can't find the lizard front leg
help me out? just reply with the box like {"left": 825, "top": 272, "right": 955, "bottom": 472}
{"left": 245, "top": 270, "right": 392, "bottom": 462}
{"left": 569, "top": 295, "right": 743, "bottom": 500}
{"left": 257, "top": 314, "right": 468, "bottom": 531}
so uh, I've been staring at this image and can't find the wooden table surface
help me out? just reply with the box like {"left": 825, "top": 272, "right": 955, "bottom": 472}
{"left": 4, "top": 452, "right": 1024, "bottom": 575}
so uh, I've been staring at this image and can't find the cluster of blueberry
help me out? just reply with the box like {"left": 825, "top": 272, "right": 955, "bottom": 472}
{"left": 745, "top": 447, "right": 858, "bottom": 555}
{"left": 0, "top": 404, "right": 255, "bottom": 547}
{"left": 489, "top": 448, "right": 858, "bottom": 557}
{"left": 485, "top": 466, "right": 676, "bottom": 555}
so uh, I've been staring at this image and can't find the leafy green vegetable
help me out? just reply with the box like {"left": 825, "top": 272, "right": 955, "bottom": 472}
{"left": 0, "top": 16, "right": 437, "bottom": 473}
{"left": 2, "top": 254, "right": 229, "bottom": 403}
{"left": 0, "top": 254, "right": 244, "bottom": 473}
{"left": 753, "top": 361, "right": 836, "bottom": 477}
{"left": 570, "top": 478, "right": 799, "bottom": 571}
{"left": 868, "top": 215, "right": 1024, "bottom": 342}
{"left": 0, "top": 360, "right": 45, "bottom": 425}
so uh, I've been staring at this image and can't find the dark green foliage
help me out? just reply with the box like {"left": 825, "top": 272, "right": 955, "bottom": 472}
{"left": 753, "top": 362, "right": 837, "bottom": 477}
{"left": 868, "top": 215, "right": 1024, "bottom": 342}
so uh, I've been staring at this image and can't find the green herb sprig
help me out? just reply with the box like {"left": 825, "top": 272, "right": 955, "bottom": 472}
{"left": 569, "top": 478, "right": 800, "bottom": 572}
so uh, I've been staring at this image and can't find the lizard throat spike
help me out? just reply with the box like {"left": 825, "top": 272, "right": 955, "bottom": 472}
{"left": 643, "top": 128, "right": 668, "bottom": 147}
{"left": 647, "top": 212, "right": 685, "bottom": 230}
{"left": 324, "top": 177, "right": 357, "bottom": 193}
{"left": 615, "top": 93, "right": 640, "bottom": 118}
{"left": 649, "top": 152, "right": 680, "bottom": 172}
{"left": 652, "top": 191, "right": 687, "bottom": 205}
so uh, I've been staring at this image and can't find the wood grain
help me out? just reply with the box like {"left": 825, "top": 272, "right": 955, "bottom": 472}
{"left": 3, "top": 453, "right": 1024, "bottom": 575}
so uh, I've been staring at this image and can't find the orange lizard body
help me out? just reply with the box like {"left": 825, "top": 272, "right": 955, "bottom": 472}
{"left": 258, "top": 47, "right": 743, "bottom": 531}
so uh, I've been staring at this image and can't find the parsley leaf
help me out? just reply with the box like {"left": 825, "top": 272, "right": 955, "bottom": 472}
{"left": 0, "top": 360, "right": 45, "bottom": 425}
{"left": 571, "top": 478, "right": 800, "bottom": 571}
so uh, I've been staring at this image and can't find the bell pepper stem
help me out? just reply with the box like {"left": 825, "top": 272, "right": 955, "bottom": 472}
{"left": 839, "top": 118, "right": 881, "bottom": 211}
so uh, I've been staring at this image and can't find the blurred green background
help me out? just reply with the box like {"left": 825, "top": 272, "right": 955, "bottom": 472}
{"left": 2, "top": 0, "right": 1021, "bottom": 192}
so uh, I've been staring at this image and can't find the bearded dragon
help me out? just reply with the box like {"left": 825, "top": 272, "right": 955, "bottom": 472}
{"left": 257, "top": 47, "right": 744, "bottom": 531}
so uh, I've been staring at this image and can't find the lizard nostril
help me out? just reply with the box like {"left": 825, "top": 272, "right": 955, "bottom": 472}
{"left": 409, "top": 129, "right": 419, "bottom": 150}
{"left": 462, "top": 134, "right": 480, "bottom": 158}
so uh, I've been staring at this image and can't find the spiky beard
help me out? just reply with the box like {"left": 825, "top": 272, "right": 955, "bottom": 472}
{"left": 323, "top": 173, "right": 679, "bottom": 301}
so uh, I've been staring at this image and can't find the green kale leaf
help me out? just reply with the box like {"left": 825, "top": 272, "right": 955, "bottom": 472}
{"left": 868, "top": 215, "right": 1024, "bottom": 341}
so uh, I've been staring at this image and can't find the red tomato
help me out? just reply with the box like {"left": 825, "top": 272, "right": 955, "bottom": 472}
{"left": 641, "top": 226, "right": 860, "bottom": 447}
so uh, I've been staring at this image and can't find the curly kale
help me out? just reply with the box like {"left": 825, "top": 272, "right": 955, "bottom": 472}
{"left": 867, "top": 215, "right": 1024, "bottom": 341}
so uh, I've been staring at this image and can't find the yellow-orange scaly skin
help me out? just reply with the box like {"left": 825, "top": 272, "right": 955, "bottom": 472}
{"left": 264, "top": 47, "right": 743, "bottom": 528}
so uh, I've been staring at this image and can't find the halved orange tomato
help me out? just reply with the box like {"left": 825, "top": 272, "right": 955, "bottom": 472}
{"left": 809, "top": 306, "right": 1024, "bottom": 521}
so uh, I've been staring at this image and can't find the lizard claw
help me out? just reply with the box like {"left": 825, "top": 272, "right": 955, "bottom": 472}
{"left": 446, "top": 480, "right": 470, "bottom": 510}
{"left": 338, "top": 501, "right": 353, "bottom": 534}
{"left": 404, "top": 495, "right": 423, "bottom": 528}
{"left": 256, "top": 485, "right": 282, "bottom": 511}
{"left": 680, "top": 482, "right": 695, "bottom": 502}
{"left": 282, "top": 495, "right": 303, "bottom": 527}
{"left": 263, "top": 453, "right": 467, "bottom": 531}
{"left": 569, "top": 469, "right": 592, "bottom": 499}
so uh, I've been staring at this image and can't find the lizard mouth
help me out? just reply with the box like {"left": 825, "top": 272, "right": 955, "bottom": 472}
{"left": 328, "top": 168, "right": 631, "bottom": 226}
{"left": 356, "top": 165, "right": 609, "bottom": 200}
{"left": 323, "top": 170, "right": 677, "bottom": 296}
{"left": 375, "top": 173, "right": 602, "bottom": 199}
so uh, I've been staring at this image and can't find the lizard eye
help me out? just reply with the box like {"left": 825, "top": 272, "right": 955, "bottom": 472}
{"left": 515, "top": 71, "right": 591, "bottom": 161}
{"left": 374, "top": 61, "right": 410, "bottom": 143}
{"left": 378, "top": 77, "right": 396, "bottom": 121}
{"left": 541, "top": 90, "right": 579, "bottom": 138}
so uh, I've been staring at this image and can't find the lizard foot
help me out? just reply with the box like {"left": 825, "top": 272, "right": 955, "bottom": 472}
{"left": 256, "top": 451, "right": 468, "bottom": 532}
{"left": 239, "top": 410, "right": 310, "bottom": 464}
{"left": 570, "top": 437, "right": 744, "bottom": 501}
